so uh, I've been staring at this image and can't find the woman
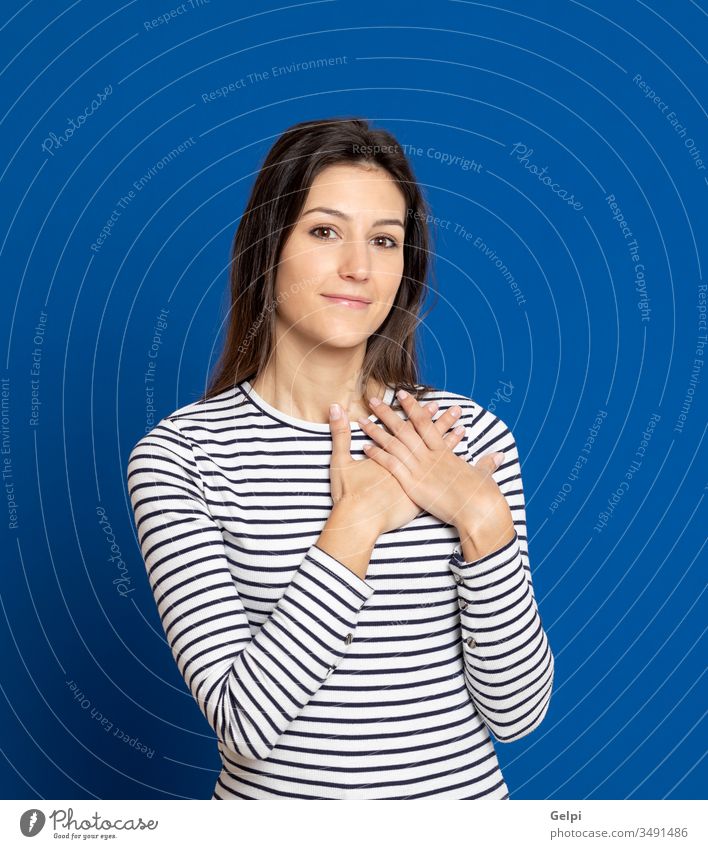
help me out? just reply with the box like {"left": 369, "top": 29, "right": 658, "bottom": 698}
{"left": 127, "top": 117, "right": 554, "bottom": 800}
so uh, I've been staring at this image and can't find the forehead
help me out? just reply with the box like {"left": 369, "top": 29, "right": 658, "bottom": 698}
{"left": 305, "top": 163, "right": 406, "bottom": 214}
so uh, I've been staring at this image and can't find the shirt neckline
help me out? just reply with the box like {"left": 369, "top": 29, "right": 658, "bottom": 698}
{"left": 239, "top": 379, "right": 396, "bottom": 433}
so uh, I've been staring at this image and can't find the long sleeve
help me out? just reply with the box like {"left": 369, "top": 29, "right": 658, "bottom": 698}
{"left": 448, "top": 409, "right": 554, "bottom": 743}
{"left": 126, "top": 417, "right": 375, "bottom": 761}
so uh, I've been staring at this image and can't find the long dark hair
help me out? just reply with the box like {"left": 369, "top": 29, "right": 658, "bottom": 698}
{"left": 201, "top": 116, "right": 438, "bottom": 405}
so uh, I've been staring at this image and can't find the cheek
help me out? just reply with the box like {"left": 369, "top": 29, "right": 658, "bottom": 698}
{"left": 273, "top": 266, "right": 324, "bottom": 327}
{"left": 277, "top": 235, "right": 334, "bottom": 292}
{"left": 378, "top": 258, "right": 404, "bottom": 303}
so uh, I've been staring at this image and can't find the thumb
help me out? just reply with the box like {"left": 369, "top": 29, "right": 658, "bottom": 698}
{"left": 329, "top": 402, "right": 352, "bottom": 464}
{"left": 475, "top": 451, "right": 505, "bottom": 473}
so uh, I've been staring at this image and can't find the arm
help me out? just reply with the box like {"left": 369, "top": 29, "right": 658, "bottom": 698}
{"left": 449, "top": 408, "right": 554, "bottom": 743}
{"left": 127, "top": 417, "right": 376, "bottom": 761}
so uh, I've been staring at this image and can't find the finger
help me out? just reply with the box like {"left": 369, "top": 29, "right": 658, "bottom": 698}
{"left": 474, "top": 451, "right": 505, "bottom": 473}
{"left": 442, "top": 423, "right": 466, "bottom": 449}
{"left": 358, "top": 398, "right": 442, "bottom": 464}
{"left": 364, "top": 394, "right": 463, "bottom": 458}
{"left": 367, "top": 393, "right": 426, "bottom": 454}
{"left": 362, "top": 441, "right": 409, "bottom": 486}
{"left": 329, "top": 403, "right": 352, "bottom": 465}
{"left": 397, "top": 389, "right": 443, "bottom": 450}
{"left": 395, "top": 390, "right": 459, "bottom": 450}
{"left": 357, "top": 417, "right": 415, "bottom": 467}
{"left": 420, "top": 400, "right": 467, "bottom": 450}
{"left": 431, "top": 402, "right": 464, "bottom": 440}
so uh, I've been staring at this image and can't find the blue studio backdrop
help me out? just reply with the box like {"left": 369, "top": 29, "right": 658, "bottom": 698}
{"left": 1, "top": 0, "right": 706, "bottom": 800}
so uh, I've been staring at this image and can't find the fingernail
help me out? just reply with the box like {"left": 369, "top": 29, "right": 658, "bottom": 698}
{"left": 357, "top": 417, "right": 369, "bottom": 427}
{"left": 330, "top": 403, "right": 341, "bottom": 420}
{"left": 454, "top": 425, "right": 465, "bottom": 435}
{"left": 368, "top": 396, "right": 380, "bottom": 406}
{"left": 450, "top": 405, "right": 461, "bottom": 418}
{"left": 427, "top": 401, "right": 439, "bottom": 413}
{"left": 491, "top": 452, "right": 505, "bottom": 467}
{"left": 397, "top": 389, "right": 409, "bottom": 400}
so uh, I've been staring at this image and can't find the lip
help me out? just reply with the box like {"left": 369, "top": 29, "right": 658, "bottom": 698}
{"left": 321, "top": 293, "right": 372, "bottom": 309}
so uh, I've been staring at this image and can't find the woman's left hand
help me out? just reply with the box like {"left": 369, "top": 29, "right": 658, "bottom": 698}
{"left": 357, "top": 389, "right": 514, "bottom": 540}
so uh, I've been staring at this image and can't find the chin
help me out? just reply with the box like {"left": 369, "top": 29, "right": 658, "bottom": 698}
{"left": 308, "top": 322, "right": 371, "bottom": 348}
{"left": 322, "top": 331, "right": 371, "bottom": 349}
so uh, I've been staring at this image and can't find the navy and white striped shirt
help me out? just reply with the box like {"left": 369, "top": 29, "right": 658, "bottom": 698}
{"left": 127, "top": 379, "right": 554, "bottom": 799}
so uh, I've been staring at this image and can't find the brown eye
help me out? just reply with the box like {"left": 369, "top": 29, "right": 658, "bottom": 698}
{"left": 372, "top": 235, "right": 398, "bottom": 249}
{"left": 310, "top": 226, "right": 337, "bottom": 240}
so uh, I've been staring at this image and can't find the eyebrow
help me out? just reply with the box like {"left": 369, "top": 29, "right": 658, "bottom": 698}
{"left": 301, "top": 206, "right": 405, "bottom": 229}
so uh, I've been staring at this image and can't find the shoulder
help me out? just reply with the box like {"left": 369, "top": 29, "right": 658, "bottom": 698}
{"left": 126, "top": 418, "right": 193, "bottom": 482}
{"left": 127, "top": 386, "right": 239, "bottom": 474}
{"left": 414, "top": 384, "right": 520, "bottom": 462}
{"left": 163, "top": 385, "right": 240, "bottom": 430}
{"left": 415, "top": 384, "right": 481, "bottom": 417}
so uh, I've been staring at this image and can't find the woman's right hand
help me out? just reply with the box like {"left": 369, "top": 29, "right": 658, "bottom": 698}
{"left": 328, "top": 398, "right": 465, "bottom": 536}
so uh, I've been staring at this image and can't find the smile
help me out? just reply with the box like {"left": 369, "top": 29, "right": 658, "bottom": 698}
{"left": 321, "top": 295, "right": 371, "bottom": 309}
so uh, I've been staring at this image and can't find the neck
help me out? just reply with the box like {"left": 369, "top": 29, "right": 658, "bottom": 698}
{"left": 251, "top": 347, "right": 383, "bottom": 424}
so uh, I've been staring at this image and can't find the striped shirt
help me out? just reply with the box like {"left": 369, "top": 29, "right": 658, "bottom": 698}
{"left": 127, "top": 379, "right": 554, "bottom": 800}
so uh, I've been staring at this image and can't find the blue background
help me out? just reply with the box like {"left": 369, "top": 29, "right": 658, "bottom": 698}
{"left": 0, "top": 0, "right": 705, "bottom": 801}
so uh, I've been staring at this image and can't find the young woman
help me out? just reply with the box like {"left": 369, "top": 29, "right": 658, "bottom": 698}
{"left": 127, "top": 117, "right": 554, "bottom": 800}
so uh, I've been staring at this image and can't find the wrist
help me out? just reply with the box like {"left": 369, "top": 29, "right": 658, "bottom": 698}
{"left": 319, "top": 502, "right": 380, "bottom": 581}
{"left": 455, "top": 505, "right": 515, "bottom": 563}
{"left": 329, "top": 500, "right": 382, "bottom": 545}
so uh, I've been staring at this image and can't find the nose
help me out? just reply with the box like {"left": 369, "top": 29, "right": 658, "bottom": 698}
{"left": 338, "top": 236, "right": 370, "bottom": 281}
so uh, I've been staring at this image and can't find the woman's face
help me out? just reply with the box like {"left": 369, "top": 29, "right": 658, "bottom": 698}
{"left": 273, "top": 162, "right": 407, "bottom": 350}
